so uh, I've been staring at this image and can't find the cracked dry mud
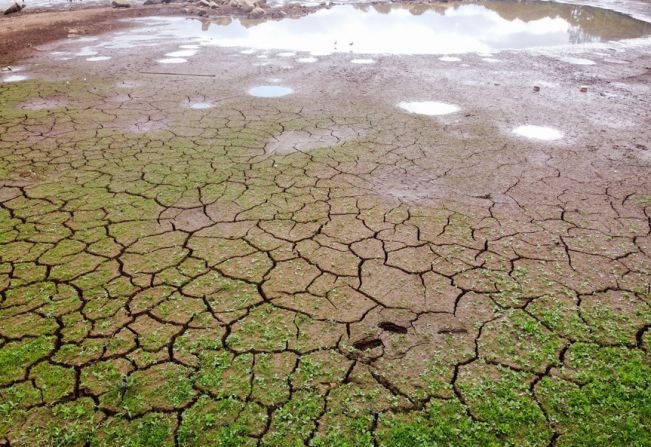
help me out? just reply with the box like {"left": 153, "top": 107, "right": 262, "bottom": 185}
{"left": 1, "top": 16, "right": 651, "bottom": 447}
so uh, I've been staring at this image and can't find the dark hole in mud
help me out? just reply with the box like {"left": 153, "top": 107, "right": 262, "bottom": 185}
{"left": 378, "top": 321, "right": 408, "bottom": 334}
{"left": 438, "top": 327, "right": 468, "bottom": 334}
{"left": 353, "top": 338, "right": 383, "bottom": 351}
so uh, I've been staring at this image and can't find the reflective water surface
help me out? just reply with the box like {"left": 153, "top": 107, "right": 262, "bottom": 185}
{"left": 120, "top": 1, "right": 651, "bottom": 55}
{"left": 513, "top": 125, "right": 564, "bottom": 140}
{"left": 399, "top": 101, "right": 461, "bottom": 116}
{"left": 248, "top": 86, "right": 294, "bottom": 97}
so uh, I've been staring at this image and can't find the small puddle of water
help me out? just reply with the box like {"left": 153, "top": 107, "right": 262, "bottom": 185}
{"left": 128, "top": 1, "right": 651, "bottom": 55}
{"left": 3, "top": 74, "right": 28, "bottom": 83}
{"left": 166, "top": 49, "right": 198, "bottom": 58}
{"left": 351, "top": 58, "right": 375, "bottom": 64}
{"left": 399, "top": 101, "right": 460, "bottom": 116}
{"left": 248, "top": 86, "right": 294, "bottom": 97}
{"left": 513, "top": 125, "right": 563, "bottom": 141}
{"left": 189, "top": 102, "right": 214, "bottom": 109}
{"left": 158, "top": 58, "right": 187, "bottom": 64}
{"left": 439, "top": 56, "right": 461, "bottom": 62}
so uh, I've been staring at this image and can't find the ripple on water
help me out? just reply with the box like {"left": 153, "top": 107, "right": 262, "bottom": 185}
{"left": 513, "top": 125, "right": 563, "bottom": 141}
{"left": 398, "top": 101, "right": 460, "bottom": 116}
{"left": 86, "top": 56, "right": 111, "bottom": 61}
{"left": 248, "top": 86, "right": 294, "bottom": 97}
{"left": 439, "top": 56, "right": 461, "bottom": 62}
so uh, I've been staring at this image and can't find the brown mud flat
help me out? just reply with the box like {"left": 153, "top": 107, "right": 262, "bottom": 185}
{"left": 0, "top": 1, "right": 650, "bottom": 445}
{"left": 0, "top": 1, "right": 321, "bottom": 65}
{"left": 1, "top": 6, "right": 166, "bottom": 66}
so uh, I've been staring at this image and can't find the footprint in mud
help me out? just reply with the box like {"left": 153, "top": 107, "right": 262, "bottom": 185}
{"left": 353, "top": 337, "right": 384, "bottom": 351}
{"left": 378, "top": 321, "right": 408, "bottom": 334}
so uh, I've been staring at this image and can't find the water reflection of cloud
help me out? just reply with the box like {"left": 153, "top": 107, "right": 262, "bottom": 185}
{"left": 121, "top": 2, "right": 650, "bottom": 55}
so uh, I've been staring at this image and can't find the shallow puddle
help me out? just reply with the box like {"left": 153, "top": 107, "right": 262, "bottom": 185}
{"left": 158, "top": 57, "right": 187, "bottom": 64}
{"left": 399, "top": 101, "right": 460, "bottom": 116}
{"left": 248, "top": 86, "right": 294, "bottom": 97}
{"left": 165, "top": 49, "right": 198, "bottom": 58}
{"left": 513, "top": 125, "right": 563, "bottom": 141}
{"left": 127, "top": 1, "right": 651, "bottom": 55}
{"left": 188, "top": 102, "right": 214, "bottom": 109}
{"left": 2, "top": 74, "right": 28, "bottom": 82}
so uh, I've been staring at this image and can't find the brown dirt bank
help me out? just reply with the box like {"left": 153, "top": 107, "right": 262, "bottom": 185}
{"left": 0, "top": 6, "right": 174, "bottom": 66}
{"left": 0, "top": 1, "right": 319, "bottom": 66}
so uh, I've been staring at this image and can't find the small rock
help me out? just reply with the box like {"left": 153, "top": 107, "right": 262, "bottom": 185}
{"left": 250, "top": 6, "right": 264, "bottom": 18}
{"left": 579, "top": 85, "right": 588, "bottom": 93}
{"left": 111, "top": 0, "right": 131, "bottom": 7}
{"left": 3, "top": 1, "right": 23, "bottom": 15}
{"left": 237, "top": 0, "right": 255, "bottom": 12}
{"left": 533, "top": 85, "right": 540, "bottom": 92}
{"left": 209, "top": 0, "right": 218, "bottom": 7}
{"left": 199, "top": 0, "right": 210, "bottom": 6}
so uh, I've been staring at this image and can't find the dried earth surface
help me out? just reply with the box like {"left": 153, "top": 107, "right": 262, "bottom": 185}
{"left": 0, "top": 1, "right": 650, "bottom": 446}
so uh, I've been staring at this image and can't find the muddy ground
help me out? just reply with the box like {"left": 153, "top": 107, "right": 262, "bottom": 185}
{"left": 0, "top": 0, "right": 319, "bottom": 66}
{"left": 0, "top": 1, "right": 650, "bottom": 446}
